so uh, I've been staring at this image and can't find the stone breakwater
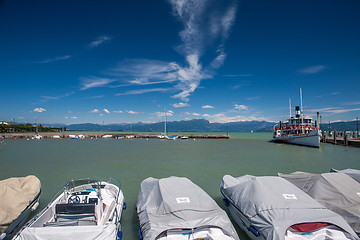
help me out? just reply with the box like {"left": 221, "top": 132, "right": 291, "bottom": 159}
{"left": 1, "top": 133, "right": 230, "bottom": 139}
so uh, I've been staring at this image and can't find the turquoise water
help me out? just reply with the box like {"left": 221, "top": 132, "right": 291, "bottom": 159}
{"left": 1, "top": 132, "right": 360, "bottom": 239}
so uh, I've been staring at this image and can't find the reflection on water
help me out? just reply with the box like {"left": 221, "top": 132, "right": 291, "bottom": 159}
{"left": 1, "top": 132, "right": 359, "bottom": 240}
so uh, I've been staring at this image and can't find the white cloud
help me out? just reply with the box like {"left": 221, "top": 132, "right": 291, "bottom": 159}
{"left": 88, "top": 35, "right": 112, "bottom": 48}
{"left": 71, "top": 117, "right": 78, "bottom": 119}
{"left": 89, "top": 109, "right": 100, "bottom": 113}
{"left": 115, "top": 88, "right": 171, "bottom": 96}
{"left": 172, "top": 102, "right": 190, "bottom": 108}
{"left": 103, "top": 109, "right": 110, "bottom": 114}
{"left": 234, "top": 104, "right": 248, "bottom": 111}
{"left": 203, "top": 114, "right": 210, "bottom": 117}
{"left": 80, "top": 76, "right": 116, "bottom": 90}
{"left": 36, "top": 55, "right": 71, "bottom": 64}
{"left": 113, "top": 110, "right": 123, "bottom": 113}
{"left": 298, "top": 65, "right": 327, "bottom": 74}
{"left": 126, "top": 110, "right": 143, "bottom": 115}
{"left": 202, "top": 105, "right": 214, "bottom": 109}
{"left": 309, "top": 107, "right": 360, "bottom": 114}
{"left": 155, "top": 110, "right": 174, "bottom": 117}
{"left": 184, "top": 112, "right": 200, "bottom": 116}
{"left": 206, "top": 113, "right": 269, "bottom": 123}
{"left": 246, "top": 96, "right": 260, "bottom": 101}
{"left": 34, "top": 108, "right": 46, "bottom": 113}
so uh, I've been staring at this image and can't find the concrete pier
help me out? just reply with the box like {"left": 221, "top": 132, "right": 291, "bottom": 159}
{"left": 0, "top": 132, "right": 230, "bottom": 139}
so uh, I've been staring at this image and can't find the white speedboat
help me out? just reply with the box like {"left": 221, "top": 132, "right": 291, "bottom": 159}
{"left": 0, "top": 176, "right": 41, "bottom": 240}
{"left": 273, "top": 89, "right": 320, "bottom": 148}
{"left": 137, "top": 176, "right": 239, "bottom": 240}
{"left": 13, "top": 178, "right": 125, "bottom": 240}
{"left": 31, "top": 134, "right": 42, "bottom": 140}
{"left": 221, "top": 175, "right": 358, "bottom": 240}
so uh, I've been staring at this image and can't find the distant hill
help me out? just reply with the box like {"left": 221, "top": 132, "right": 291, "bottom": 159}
{"left": 65, "top": 119, "right": 276, "bottom": 132}
{"left": 38, "top": 119, "right": 359, "bottom": 133}
{"left": 320, "top": 120, "right": 359, "bottom": 132}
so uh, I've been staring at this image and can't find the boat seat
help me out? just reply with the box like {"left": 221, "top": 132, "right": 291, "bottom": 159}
{"left": 55, "top": 203, "right": 96, "bottom": 223}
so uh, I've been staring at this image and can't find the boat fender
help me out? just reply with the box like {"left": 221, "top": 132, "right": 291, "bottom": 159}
{"left": 248, "top": 225, "right": 260, "bottom": 237}
{"left": 117, "top": 231, "right": 123, "bottom": 240}
{"left": 222, "top": 198, "right": 230, "bottom": 206}
{"left": 123, "top": 202, "right": 127, "bottom": 210}
{"left": 31, "top": 201, "right": 39, "bottom": 211}
{"left": 138, "top": 229, "right": 143, "bottom": 240}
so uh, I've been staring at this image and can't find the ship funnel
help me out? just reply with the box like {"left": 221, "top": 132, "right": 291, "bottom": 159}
{"left": 295, "top": 106, "right": 300, "bottom": 118}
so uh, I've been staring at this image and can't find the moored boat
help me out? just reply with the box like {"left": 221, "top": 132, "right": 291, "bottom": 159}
{"left": 137, "top": 176, "right": 239, "bottom": 240}
{"left": 220, "top": 175, "right": 358, "bottom": 240}
{"left": 12, "top": 178, "right": 125, "bottom": 240}
{"left": 279, "top": 171, "right": 360, "bottom": 236}
{"left": 0, "top": 176, "right": 41, "bottom": 240}
{"left": 273, "top": 89, "right": 320, "bottom": 148}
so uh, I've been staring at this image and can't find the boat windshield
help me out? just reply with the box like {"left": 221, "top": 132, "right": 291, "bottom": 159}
{"left": 64, "top": 179, "right": 102, "bottom": 195}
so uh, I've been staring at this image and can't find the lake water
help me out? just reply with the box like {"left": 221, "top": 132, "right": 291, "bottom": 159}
{"left": 1, "top": 132, "right": 359, "bottom": 240}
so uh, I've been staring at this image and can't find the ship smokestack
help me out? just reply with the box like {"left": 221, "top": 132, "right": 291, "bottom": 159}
{"left": 295, "top": 106, "right": 300, "bottom": 118}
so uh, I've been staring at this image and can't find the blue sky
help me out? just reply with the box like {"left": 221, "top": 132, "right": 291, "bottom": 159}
{"left": 1, "top": 0, "right": 360, "bottom": 125}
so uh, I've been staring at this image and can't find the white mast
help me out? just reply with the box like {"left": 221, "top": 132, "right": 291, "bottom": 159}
{"left": 289, "top": 98, "right": 292, "bottom": 118}
{"left": 300, "top": 88, "right": 304, "bottom": 134}
{"left": 164, "top": 108, "right": 167, "bottom": 136}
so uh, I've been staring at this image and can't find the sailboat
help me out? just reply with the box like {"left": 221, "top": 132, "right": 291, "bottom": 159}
{"left": 273, "top": 89, "right": 320, "bottom": 148}
{"left": 32, "top": 118, "right": 42, "bottom": 140}
{"left": 158, "top": 109, "right": 169, "bottom": 139}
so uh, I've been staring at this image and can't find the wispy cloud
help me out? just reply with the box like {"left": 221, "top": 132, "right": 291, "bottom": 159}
{"left": 309, "top": 107, "right": 360, "bottom": 114}
{"left": 89, "top": 109, "right": 100, "bottom": 113}
{"left": 86, "top": 95, "right": 105, "bottom": 99}
{"left": 41, "top": 92, "right": 75, "bottom": 102}
{"left": 113, "top": 110, "right": 123, "bottom": 113}
{"left": 103, "top": 109, "right": 110, "bottom": 114}
{"left": 87, "top": 35, "right": 112, "bottom": 48}
{"left": 80, "top": 76, "right": 117, "bottom": 90}
{"left": 172, "top": 102, "right": 190, "bottom": 108}
{"left": 36, "top": 55, "right": 72, "bottom": 64}
{"left": 33, "top": 108, "right": 46, "bottom": 113}
{"left": 234, "top": 104, "right": 248, "bottom": 111}
{"left": 204, "top": 113, "right": 269, "bottom": 123}
{"left": 246, "top": 96, "right": 260, "bottom": 101}
{"left": 202, "top": 105, "right": 214, "bottom": 109}
{"left": 115, "top": 88, "right": 171, "bottom": 96}
{"left": 297, "top": 65, "right": 327, "bottom": 74}
{"left": 224, "top": 74, "right": 253, "bottom": 77}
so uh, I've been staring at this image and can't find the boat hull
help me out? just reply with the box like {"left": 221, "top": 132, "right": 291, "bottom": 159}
{"left": 274, "top": 130, "right": 320, "bottom": 148}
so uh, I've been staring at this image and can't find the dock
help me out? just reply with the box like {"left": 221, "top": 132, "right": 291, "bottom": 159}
{"left": 0, "top": 133, "right": 230, "bottom": 139}
{"left": 322, "top": 131, "right": 360, "bottom": 148}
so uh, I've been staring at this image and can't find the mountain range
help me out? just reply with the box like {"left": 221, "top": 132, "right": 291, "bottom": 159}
{"left": 45, "top": 119, "right": 359, "bottom": 132}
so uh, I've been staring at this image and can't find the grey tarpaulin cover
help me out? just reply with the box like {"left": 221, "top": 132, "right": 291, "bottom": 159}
{"left": 0, "top": 176, "right": 41, "bottom": 227}
{"left": 331, "top": 168, "right": 360, "bottom": 183}
{"left": 136, "top": 176, "right": 239, "bottom": 240}
{"left": 220, "top": 175, "right": 358, "bottom": 240}
{"left": 279, "top": 171, "right": 360, "bottom": 236}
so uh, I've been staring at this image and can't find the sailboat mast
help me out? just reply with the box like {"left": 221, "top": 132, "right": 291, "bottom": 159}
{"left": 164, "top": 108, "right": 167, "bottom": 136}
{"left": 300, "top": 88, "right": 304, "bottom": 133}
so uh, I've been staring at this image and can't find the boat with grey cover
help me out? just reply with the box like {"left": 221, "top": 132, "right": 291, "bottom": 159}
{"left": 330, "top": 168, "right": 360, "bottom": 183}
{"left": 136, "top": 176, "right": 239, "bottom": 240}
{"left": 279, "top": 171, "right": 360, "bottom": 236}
{"left": 221, "top": 175, "right": 358, "bottom": 240}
